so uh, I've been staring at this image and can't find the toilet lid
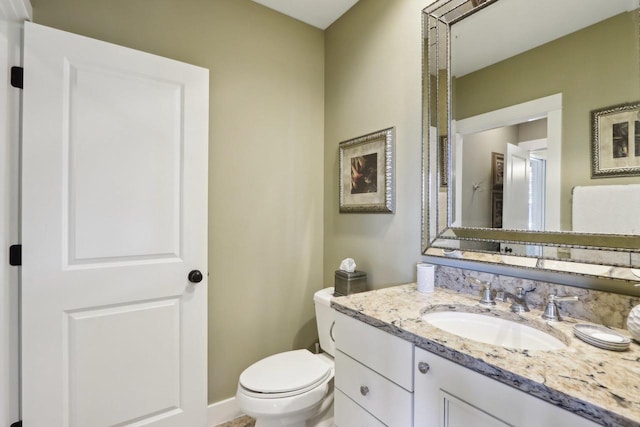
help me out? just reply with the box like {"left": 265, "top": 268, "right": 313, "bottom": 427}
{"left": 239, "top": 349, "right": 331, "bottom": 394}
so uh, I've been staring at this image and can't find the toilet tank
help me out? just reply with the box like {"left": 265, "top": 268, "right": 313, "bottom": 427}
{"left": 313, "top": 287, "right": 336, "bottom": 357}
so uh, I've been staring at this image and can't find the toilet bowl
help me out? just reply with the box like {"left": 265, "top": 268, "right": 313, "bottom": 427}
{"left": 236, "top": 288, "right": 336, "bottom": 427}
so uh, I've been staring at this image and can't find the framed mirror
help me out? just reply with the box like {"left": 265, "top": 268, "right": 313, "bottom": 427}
{"left": 422, "top": 0, "right": 640, "bottom": 287}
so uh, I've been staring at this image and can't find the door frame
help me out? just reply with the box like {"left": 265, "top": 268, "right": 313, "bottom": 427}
{"left": 454, "top": 93, "right": 562, "bottom": 231}
{"left": 0, "top": 0, "right": 32, "bottom": 425}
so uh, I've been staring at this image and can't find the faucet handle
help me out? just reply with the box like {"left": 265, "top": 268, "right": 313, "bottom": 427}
{"left": 467, "top": 276, "right": 491, "bottom": 289}
{"left": 516, "top": 286, "right": 536, "bottom": 296}
{"left": 467, "top": 277, "right": 496, "bottom": 306}
{"left": 549, "top": 294, "right": 579, "bottom": 303}
{"left": 542, "top": 294, "right": 579, "bottom": 321}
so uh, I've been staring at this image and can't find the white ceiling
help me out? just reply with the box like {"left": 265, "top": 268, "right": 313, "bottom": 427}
{"left": 251, "top": 0, "right": 360, "bottom": 29}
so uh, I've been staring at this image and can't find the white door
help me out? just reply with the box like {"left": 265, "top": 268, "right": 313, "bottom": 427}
{"left": 21, "top": 22, "right": 209, "bottom": 427}
{"left": 503, "top": 143, "right": 530, "bottom": 231}
{"left": 503, "top": 143, "right": 545, "bottom": 257}
{"left": 501, "top": 143, "right": 530, "bottom": 256}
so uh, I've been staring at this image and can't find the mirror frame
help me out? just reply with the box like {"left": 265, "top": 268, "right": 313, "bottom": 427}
{"left": 421, "top": 0, "right": 640, "bottom": 293}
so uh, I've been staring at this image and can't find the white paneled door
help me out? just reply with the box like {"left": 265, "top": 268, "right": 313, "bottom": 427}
{"left": 21, "top": 22, "right": 209, "bottom": 426}
{"left": 503, "top": 142, "right": 531, "bottom": 231}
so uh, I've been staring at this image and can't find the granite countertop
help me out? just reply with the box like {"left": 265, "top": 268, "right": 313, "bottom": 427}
{"left": 331, "top": 284, "right": 640, "bottom": 427}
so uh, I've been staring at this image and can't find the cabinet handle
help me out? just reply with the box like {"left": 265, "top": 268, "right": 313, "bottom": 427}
{"left": 418, "top": 361, "right": 430, "bottom": 374}
{"left": 360, "top": 385, "right": 369, "bottom": 396}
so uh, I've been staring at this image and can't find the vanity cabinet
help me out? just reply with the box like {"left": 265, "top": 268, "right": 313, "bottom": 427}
{"left": 334, "top": 310, "right": 601, "bottom": 426}
{"left": 333, "top": 311, "right": 413, "bottom": 427}
{"left": 414, "top": 347, "right": 599, "bottom": 427}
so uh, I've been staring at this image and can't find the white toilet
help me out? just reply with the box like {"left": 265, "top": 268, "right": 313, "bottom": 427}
{"left": 236, "top": 287, "right": 336, "bottom": 427}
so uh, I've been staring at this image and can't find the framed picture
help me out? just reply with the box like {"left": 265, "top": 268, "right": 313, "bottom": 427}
{"left": 491, "top": 152, "right": 504, "bottom": 189}
{"left": 439, "top": 135, "right": 448, "bottom": 187}
{"left": 491, "top": 191, "right": 503, "bottom": 228}
{"left": 339, "top": 127, "right": 395, "bottom": 213}
{"left": 591, "top": 102, "right": 640, "bottom": 178}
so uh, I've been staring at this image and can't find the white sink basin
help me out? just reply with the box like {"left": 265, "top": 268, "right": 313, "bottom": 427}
{"left": 422, "top": 310, "right": 567, "bottom": 351}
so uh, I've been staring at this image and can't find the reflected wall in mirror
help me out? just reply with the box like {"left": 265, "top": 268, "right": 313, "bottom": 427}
{"left": 422, "top": 0, "right": 640, "bottom": 289}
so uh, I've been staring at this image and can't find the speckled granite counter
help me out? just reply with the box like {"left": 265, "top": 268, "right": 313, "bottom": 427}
{"left": 331, "top": 284, "right": 640, "bottom": 427}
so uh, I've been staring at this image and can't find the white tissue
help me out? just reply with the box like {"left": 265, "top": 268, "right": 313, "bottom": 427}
{"left": 339, "top": 258, "right": 356, "bottom": 273}
{"left": 417, "top": 263, "right": 435, "bottom": 293}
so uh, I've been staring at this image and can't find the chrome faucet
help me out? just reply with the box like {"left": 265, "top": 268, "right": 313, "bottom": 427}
{"left": 467, "top": 277, "right": 496, "bottom": 306}
{"left": 495, "top": 286, "right": 535, "bottom": 313}
{"left": 541, "top": 293, "right": 579, "bottom": 321}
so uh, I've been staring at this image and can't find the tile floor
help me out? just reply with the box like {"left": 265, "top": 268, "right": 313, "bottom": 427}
{"left": 214, "top": 415, "right": 256, "bottom": 427}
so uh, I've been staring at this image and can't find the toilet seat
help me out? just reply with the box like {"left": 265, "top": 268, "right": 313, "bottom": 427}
{"left": 239, "top": 349, "right": 331, "bottom": 398}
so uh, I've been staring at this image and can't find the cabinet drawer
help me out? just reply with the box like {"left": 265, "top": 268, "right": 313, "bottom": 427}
{"left": 334, "top": 311, "right": 413, "bottom": 390}
{"left": 335, "top": 388, "right": 387, "bottom": 427}
{"left": 335, "top": 350, "right": 412, "bottom": 427}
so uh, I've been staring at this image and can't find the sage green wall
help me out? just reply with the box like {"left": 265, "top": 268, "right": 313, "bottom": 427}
{"left": 454, "top": 11, "right": 640, "bottom": 229}
{"left": 31, "top": 0, "right": 325, "bottom": 403}
{"left": 324, "top": 0, "right": 427, "bottom": 289}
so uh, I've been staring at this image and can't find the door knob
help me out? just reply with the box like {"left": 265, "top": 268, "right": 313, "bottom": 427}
{"left": 188, "top": 270, "right": 203, "bottom": 283}
{"left": 418, "top": 361, "right": 430, "bottom": 374}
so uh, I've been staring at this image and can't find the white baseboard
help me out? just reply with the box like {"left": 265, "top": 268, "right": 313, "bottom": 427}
{"left": 208, "top": 397, "right": 244, "bottom": 426}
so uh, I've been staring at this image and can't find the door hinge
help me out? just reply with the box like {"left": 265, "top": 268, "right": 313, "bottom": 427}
{"left": 11, "top": 420, "right": 22, "bottom": 427}
{"left": 9, "top": 244, "right": 21, "bottom": 266}
{"left": 11, "top": 66, "right": 23, "bottom": 89}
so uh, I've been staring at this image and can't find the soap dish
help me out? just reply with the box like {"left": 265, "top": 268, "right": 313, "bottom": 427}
{"left": 573, "top": 324, "right": 631, "bottom": 351}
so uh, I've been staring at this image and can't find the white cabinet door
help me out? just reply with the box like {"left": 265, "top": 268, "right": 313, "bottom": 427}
{"left": 441, "top": 391, "right": 511, "bottom": 427}
{"left": 21, "top": 22, "right": 209, "bottom": 427}
{"left": 414, "top": 347, "right": 600, "bottom": 427}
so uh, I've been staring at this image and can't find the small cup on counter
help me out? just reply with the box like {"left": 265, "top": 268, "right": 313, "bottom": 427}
{"left": 417, "top": 263, "right": 435, "bottom": 293}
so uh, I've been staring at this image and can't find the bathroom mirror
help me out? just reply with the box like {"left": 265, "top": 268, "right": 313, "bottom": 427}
{"left": 422, "top": 0, "right": 640, "bottom": 286}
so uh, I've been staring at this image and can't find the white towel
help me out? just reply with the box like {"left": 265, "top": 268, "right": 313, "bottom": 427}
{"left": 572, "top": 184, "right": 640, "bottom": 235}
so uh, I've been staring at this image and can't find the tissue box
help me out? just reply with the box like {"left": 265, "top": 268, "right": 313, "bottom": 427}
{"left": 334, "top": 270, "right": 367, "bottom": 296}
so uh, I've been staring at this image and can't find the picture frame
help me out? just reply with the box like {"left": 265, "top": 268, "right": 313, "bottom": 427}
{"left": 339, "top": 127, "right": 395, "bottom": 213}
{"left": 591, "top": 102, "right": 640, "bottom": 178}
{"left": 439, "top": 135, "right": 448, "bottom": 187}
{"left": 491, "top": 191, "right": 503, "bottom": 228}
{"left": 491, "top": 152, "right": 504, "bottom": 189}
